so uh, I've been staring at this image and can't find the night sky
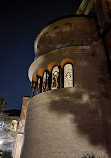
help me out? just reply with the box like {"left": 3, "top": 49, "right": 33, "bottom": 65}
{"left": 0, "top": 0, "right": 82, "bottom": 110}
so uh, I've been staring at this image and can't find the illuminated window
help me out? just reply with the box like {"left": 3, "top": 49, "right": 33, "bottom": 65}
{"left": 64, "top": 63, "right": 73, "bottom": 88}
{"left": 52, "top": 66, "right": 59, "bottom": 89}
{"left": 42, "top": 71, "right": 49, "bottom": 92}
{"left": 31, "top": 81, "right": 36, "bottom": 96}
{"left": 37, "top": 77, "right": 41, "bottom": 93}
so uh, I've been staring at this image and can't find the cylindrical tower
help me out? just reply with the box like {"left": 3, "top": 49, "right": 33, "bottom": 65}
{"left": 21, "top": 16, "right": 110, "bottom": 158}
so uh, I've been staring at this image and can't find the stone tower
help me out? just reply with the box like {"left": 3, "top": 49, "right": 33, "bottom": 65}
{"left": 20, "top": 1, "right": 111, "bottom": 158}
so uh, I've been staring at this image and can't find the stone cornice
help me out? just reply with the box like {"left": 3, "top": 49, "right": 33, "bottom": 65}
{"left": 28, "top": 46, "right": 92, "bottom": 82}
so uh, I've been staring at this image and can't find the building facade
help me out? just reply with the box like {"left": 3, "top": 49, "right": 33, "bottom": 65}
{"left": 20, "top": 0, "right": 111, "bottom": 158}
{"left": 0, "top": 108, "right": 20, "bottom": 157}
{"left": 13, "top": 97, "right": 30, "bottom": 158}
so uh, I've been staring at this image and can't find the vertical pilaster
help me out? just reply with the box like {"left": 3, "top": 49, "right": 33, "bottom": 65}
{"left": 95, "top": 0, "right": 111, "bottom": 74}
{"left": 59, "top": 65, "right": 62, "bottom": 88}
{"left": 93, "top": 40, "right": 111, "bottom": 157}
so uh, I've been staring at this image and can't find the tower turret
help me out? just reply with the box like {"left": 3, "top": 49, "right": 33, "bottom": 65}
{"left": 20, "top": 16, "right": 111, "bottom": 158}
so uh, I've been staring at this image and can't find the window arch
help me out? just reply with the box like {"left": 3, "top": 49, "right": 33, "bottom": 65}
{"left": 51, "top": 66, "right": 60, "bottom": 89}
{"left": 63, "top": 63, "right": 74, "bottom": 88}
{"left": 42, "top": 71, "right": 49, "bottom": 92}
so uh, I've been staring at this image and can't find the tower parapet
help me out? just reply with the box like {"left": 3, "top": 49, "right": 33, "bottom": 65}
{"left": 34, "top": 17, "right": 98, "bottom": 58}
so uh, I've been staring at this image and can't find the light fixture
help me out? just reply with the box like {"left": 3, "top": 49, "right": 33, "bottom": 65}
{"left": 0, "top": 140, "right": 3, "bottom": 145}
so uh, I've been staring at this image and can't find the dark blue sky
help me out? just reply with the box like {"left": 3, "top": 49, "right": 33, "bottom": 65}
{"left": 0, "top": 0, "right": 82, "bottom": 109}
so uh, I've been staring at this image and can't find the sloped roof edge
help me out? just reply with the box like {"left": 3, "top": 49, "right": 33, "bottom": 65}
{"left": 76, "top": 0, "right": 94, "bottom": 15}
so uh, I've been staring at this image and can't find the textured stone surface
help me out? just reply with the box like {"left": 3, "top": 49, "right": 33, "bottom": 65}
{"left": 21, "top": 39, "right": 111, "bottom": 157}
{"left": 28, "top": 46, "right": 93, "bottom": 81}
{"left": 13, "top": 134, "right": 23, "bottom": 158}
{"left": 21, "top": 88, "right": 108, "bottom": 158}
{"left": 34, "top": 17, "right": 98, "bottom": 58}
{"left": 17, "top": 97, "right": 30, "bottom": 134}
{"left": 21, "top": 7, "right": 111, "bottom": 158}
{"left": 13, "top": 97, "right": 30, "bottom": 158}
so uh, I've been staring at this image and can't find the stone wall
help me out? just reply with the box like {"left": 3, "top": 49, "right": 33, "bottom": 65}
{"left": 13, "top": 97, "right": 30, "bottom": 158}
{"left": 21, "top": 40, "right": 111, "bottom": 157}
{"left": 20, "top": 7, "right": 111, "bottom": 157}
{"left": 34, "top": 17, "right": 98, "bottom": 58}
{"left": 21, "top": 87, "right": 107, "bottom": 158}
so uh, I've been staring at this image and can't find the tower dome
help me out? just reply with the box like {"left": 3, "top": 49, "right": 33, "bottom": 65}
{"left": 34, "top": 17, "right": 98, "bottom": 58}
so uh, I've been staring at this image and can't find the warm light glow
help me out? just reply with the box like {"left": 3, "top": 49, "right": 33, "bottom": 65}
{"left": 61, "top": 58, "right": 73, "bottom": 69}
{"left": 47, "top": 61, "right": 58, "bottom": 72}
{"left": 38, "top": 66, "right": 45, "bottom": 76}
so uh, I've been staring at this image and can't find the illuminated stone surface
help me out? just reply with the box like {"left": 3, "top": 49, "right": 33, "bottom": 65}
{"left": 0, "top": 111, "right": 20, "bottom": 157}
{"left": 20, "top": 0, "right": 111, "bottom": 157}
{"left": 13, "top": 97, "right": 30, "bottom": 158}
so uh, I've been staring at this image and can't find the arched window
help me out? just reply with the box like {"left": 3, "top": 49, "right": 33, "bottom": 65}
{"left": 42, "top": 71, "right": 49, "bottom": 92}
{"left": 64, "top": 63, "right": 73, "bottom": 88}
{"left": 51, "top": 66, "right": 60, "bottom": 89}
{"left": 31, "top": 81, "right": 36, "bottom": 97}
{"left": 37, "top": 77, "right": 42, "bottom": 94}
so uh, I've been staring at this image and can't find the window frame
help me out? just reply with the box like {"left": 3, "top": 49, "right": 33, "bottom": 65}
{"left": 51, "top": 65, "right": 60, "bottom": 89}
{"left": 42, "top": 70, "right": 50, "bottom": 92}
{"left": 36, "top": 75, "right": 42, "bottom": 94}
{"left": 63, "top": 62, "right": 74, "bottom": 88}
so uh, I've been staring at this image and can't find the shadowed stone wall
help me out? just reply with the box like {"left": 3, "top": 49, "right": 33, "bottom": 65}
{"left": 21, "top": 87, "right": 107, "bottom": 158}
